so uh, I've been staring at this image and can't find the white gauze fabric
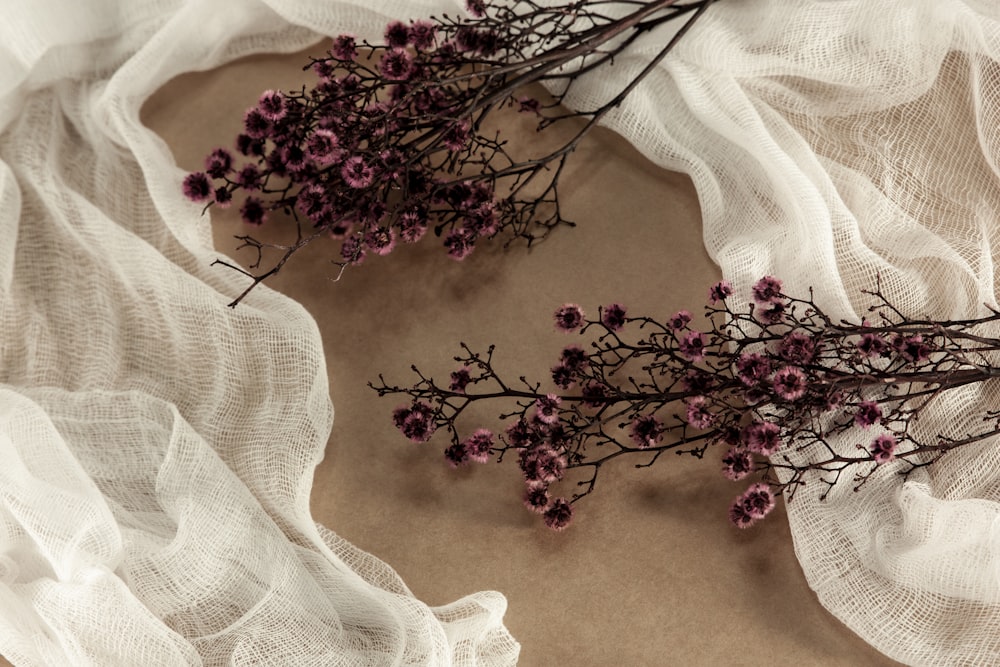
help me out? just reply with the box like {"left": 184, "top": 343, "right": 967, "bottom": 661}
{"left": 558, "top": 1, "right": 1000, "bottom": 665}
{"left": 4, "top": 0, "right": 1000, "bottom": 666}
{"left": 0, "top": 0, "right": 518, "bottom": 665}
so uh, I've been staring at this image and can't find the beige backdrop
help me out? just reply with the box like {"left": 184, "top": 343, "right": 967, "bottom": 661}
{"left": 100, "top": 45, "right": 905, "bottom": 666}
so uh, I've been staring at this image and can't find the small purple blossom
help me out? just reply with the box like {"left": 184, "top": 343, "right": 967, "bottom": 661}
{"left": 331, "top": 34, "right": 357, "bottom": 61}
{"left": 523, "top": 482, "right": 550, "bottom": 514}
{"left": 444, "top": 227, "right": 475, "bottom": 260}
{"left": 678, "top": 331, "right": 707, "bottom": 362}
{"left": 365, "top": 226, "right": 397, "bottom": 256}
{"left": 752, "top": 276, "right": 783, "bottom": 304}
{"left": 870, "top": 434, "right": 898, "bottom": 464}
{"left": 393, "top": 402, "right": 437, "bottom": 443}
{"left": 398, "top": 209, "right": 428, "bottom": 243}
{"left": 306, "top": 129, "right": 339, "bottom": 164}
{"left": 772, "top": 366, "right": 807, "bottom": 401}
{"left": 778, "top": 331, "right": 817, "bottom": 365}
{"left": 854, "top": 401, "right": 883, "bottom": 429}
{"left": 463, "top": 429, "right": 494, "bottom": 463}
{"left": 466, "top": 0, "right": 487, "bottom": 18}
{"left": 709, "top": 280, "right": 733, "bottom": 304}
{"left": 685, "top": 396, "right": 715, "bottom": 430}
{"left": 554, "top": 304, "right": 585, "bottom": 332}
{"left": 341, "top": 156, "right": 374, "bottom": 189}
{"left": 735, "top": 353, "right": 772, "bottom": 386}
{"left": 722, "top": 447, "right": 753, "bottom": 481}
{"left": 379, "top": 48, "right": 414, "bottom": 81}
{"left": 235, "top": 164, "right": 262, "bottom": 190}
{"left": 551, "top": 364, "right": 574, "bottom": 390}
{"left": 517, "top": 97, "right": 541, "bottom": 114}
{"left": 728, "top": 498, "right": 756, "bottom": 529}
{"left": 182, "top": 172, "right": 211, "bottom": 202}
{"left": 629, "top": 414, "right": 664, "bottom": 449}
{"left": 560, "top": 345, "right": 587, "bottom": 370}
{"left": 242, "top": 108, "right": 271, "bottom": 139}
{"left": 384, "top": 20, "right": 410, "bottom": 48}
{"left": 601, "top": 303, "right": 627, "bottom": 331}
{"left": 239, "top": 196, "right": 266, "bottom": 226}
{"left": 520, "top": 445, "right": 566, "bottom": 483}
{"left": 740, "top": 483, "right": 776, "bottom": 520}
{"left": 757, "top": 301, "right": 787, "bottom": 325}
{"left": 543, "top": 497, "right": 573, "bottom": 531}
{"left": 667, "top": 310, "right": 692, "bottom": 331}
{"left": 444, "top": 442, "right": 469, "bottom": 467}
{"left": 894, "top": 334, "right": 931, "bottom": 363}
{"left": 442, "top": 120, "right": 470, "bottom": 152}
{"left": 450, "top": 366, "right": 473, "bottom": 393}
{"left": 213, "top": 187, "right": 232, "bottom": 208}
{"left": 257, "top": 90, "right": 286, "bottom": 122}
{"left": 204, "top": 148, "right": 233, "bottom": 178}
{"left": 857, "top": 332, "right": 889, "bottom": 358}
{"left": 534, "top": 394, "right": 561, "bottom": 424}
{"left": 742, "top": 421, "right": 781, "bottom": 455}
{"left": 408, "top": 20, "right": 437, "bottom": 50}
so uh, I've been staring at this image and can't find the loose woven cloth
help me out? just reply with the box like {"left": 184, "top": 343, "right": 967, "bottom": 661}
{"left": 2, "top": 1, "right": 1000, "bottom": 665}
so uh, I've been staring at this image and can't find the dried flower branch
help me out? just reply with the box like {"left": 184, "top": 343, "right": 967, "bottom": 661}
{"left": 185, "top": 0, "right": 717, "bottom": 306}
{"left": 372, "top": 276, "right": 1000, "bottom": 531}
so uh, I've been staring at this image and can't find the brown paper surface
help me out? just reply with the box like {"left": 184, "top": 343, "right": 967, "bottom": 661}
{"left": 84, "top": 44, "right": 908, "bottom": 667}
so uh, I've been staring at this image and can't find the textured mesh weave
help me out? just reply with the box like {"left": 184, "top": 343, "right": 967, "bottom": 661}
{"left": 4, "top": 1, "right": 1000, "bottom": 665}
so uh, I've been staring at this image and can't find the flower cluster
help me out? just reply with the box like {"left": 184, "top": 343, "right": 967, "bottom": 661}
{"left": 185, "top": 0, "right": 718, "bottom": 306}
{"left": 373, "top": 276, "right": 1000, "bottom": 530}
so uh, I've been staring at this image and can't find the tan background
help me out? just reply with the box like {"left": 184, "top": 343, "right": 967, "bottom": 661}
{"left": 3, "top": 45, "right": 904, "bottom": 666}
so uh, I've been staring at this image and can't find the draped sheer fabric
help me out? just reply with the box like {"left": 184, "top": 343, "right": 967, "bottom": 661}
{"left": 2, "top": 1, "right": 999, "bottom": 665}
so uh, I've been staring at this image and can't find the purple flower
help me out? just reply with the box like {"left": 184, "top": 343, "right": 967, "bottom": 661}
{"left": 870, "top": 434, "right": 898, "bottom": 464}
{"left": 742, "top": 421, "right": 781, "bottom": 455}
{"left": 523, "top": 482, "right": 550, "bottom": 514}
{"left": 728, "top": 498, "right": 756, "bottom": 529}
{"left": 257, "top": 90, "right": 286, "bottom": 121}
{"left": 331, "top": 34, "right": 357, "bottom": 61}
{"left": 340, "top": 236, "right": 366, "bottom": 265}
{"left": 398, "top": 209, "right": 428, "bottom": 243}
{"left": 463, "top": 429, "right": 494, "bottom": 464}
{"left": 444, "top": 227, "right": 475, "bottom": 260}
{"left": 857, "top": 332, "right": 889, "bottom": 358}
{"left": 752, "top": 276, "right": 783, "bottom": 304}
{"left": 364, "top": 226, "right": 397, "bottom": 256}
{"left": 854, "top": 401, "right": 882, "bottom": 429}
{"left": 778, "top": 332, "right": 817, "bottom": 365}
{"left": 213, "top": 187, "right": 232, "bottom": 208}
{"left": 449, "top": 366, "right": 473, "bottom": 393}
{"left": 685, "top": 396, "right": 715, "bottom": 430}
{"left": 681, "top": 369, "right": 715, "bottom": 394}
{"left": 667, "top": 310, "right": 692, "bottom": 331}
{"left": 517, "top": 97, "right": 541, "bottom": 114}
{"left": 721, "top": 447, "right": 753, "bottom": 481}
{"left": 341, "top": 156, "right": 374, "bottom": 189}
{"left": 466, "top": 0, "right": 487, "bottom": 18}
{"left": 554, "top": 304, "right": 585, "bottom": 332}
{"left": 384, "top": 20, "right": 410, "bottom": 48}
{"left": 629, "top": 414, "right": 664, "bottom": 449}
{"left": 678, "top": 331, "right": 707, "bottom": 362}
{"left": 182, "top": 172, "right": 212, "bottom": 202}
{"left": 236, "top": 164, "right": 262, "bottom": 190}
{"left": 408, "top": 20, "right": 437, "bottom": 50}
{"left": 708, "top": 280, "right": 733, "bottom": 304}
{"left": 735, "top": 352, "right": 772, "bottom": 386}
{"left": 581, "top": 382, "right": 609, "bottom": 408}
{"left": 772, "top": 366, "right": 807, "bottom": 401}
{"left": 520, "top": 445, "right": 566, "bottom": 483}
{"left": 242, "top": 108, "right": 271, "bottom": 139}
{"left": 757, "top": 302, "right": 786, "bottom": 325}
{"left": 239, "top": 196, "right": 266, "bottom": 226}
{"left": 393, "top": 402, "right": 437, "bottom": 443}
{"left": 534, "top": 394, "right": 561, "bottom": 424}
{"left": 560, "top": 345, "right": 587, "bottom": 370}
{"left": 601, "top": 303, "right": 627, "bottom": 331}
{"left": 543, "top": 497, "right": 573, "bottom": 531}
{"left": 379, "top": 48, "right": 413, "bottom": 81}
{"left": 444, "top": 442, "right": 469, "bottom": 468}
{"left": 741, "top": 483, "right": 776, "bottom": 520}
{"left": 551, "top": 364, "right": 574, "bottom": 390}
{"left": 442, "top": 120, "right": 470, "bottom": 152}
{"left": 204, "top": 148, "right": 233, "bottom": 178}
{"left": 306, "top": 129, "right": 339, "bottom": 164}
{"left": 894, "top": 334, "right": 931, "bottom": 363}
